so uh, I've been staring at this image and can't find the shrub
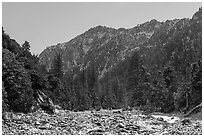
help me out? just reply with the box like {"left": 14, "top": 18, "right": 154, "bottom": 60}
{"left": 2, "top": 49, "right": 33, "bottom": 113}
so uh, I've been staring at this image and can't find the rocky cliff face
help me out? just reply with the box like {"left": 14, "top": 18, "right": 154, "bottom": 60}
{"left": 39, "top": 19, "right": 162, "bottom": 73}
{"left": 39, "top": 8, "right": 202, "bottom": 79}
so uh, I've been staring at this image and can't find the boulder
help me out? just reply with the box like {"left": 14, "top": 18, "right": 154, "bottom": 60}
{"left": 157, "top": 117, "right": 164, "bottom": 121}
{"left": 33, "top": 90, "right": 55, "bottom": 114}
{"left": 181, "top": 118, "right": 191, "bottom": 125}
{"left": 122, "top": 106, "right": 132, "bottom": 111}
{"left": 55, "top": 105, "right": 62, "bottom": 110}
{"left": 73, "top": 109, "right": 78, "bottom": 112}
{"left": 35, "top": 121, "right": 40, "bottom": 126}
{"left": 95, "top": 106, "right": 101, "bottom": 111}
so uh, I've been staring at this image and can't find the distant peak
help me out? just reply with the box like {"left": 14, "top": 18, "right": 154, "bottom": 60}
{"left": 117, "top": 27, "right": 127, "bottom": 31}
{"left": 87, "top": 25, "right": 107, "bottom": 32}
{"left": 86, "top": 25, "right": 116, "bottom": 35}
{"left": 192, "top": 7, "right": 202, "bottom": 20}
{"left": 91, "top": 25, "right": 107, "bottom": 30}
{"left": 94, "top": 25, "right": 105, "bottom": 28}
{"left": 150, "top": 19, "right": 159, "bottom": 23}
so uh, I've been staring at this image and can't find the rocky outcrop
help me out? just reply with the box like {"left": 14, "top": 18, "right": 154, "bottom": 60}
{"left": 32, "top": 90, "right": 55, "bottom": 114}
{"left": 38, "top": 20, "right": 162, "bottom": 77}
{"left": 38, "top": 8, "right": 202, "bottom": 81}
{"left": 2, "top": 109, "right": 202, "bottom": 135}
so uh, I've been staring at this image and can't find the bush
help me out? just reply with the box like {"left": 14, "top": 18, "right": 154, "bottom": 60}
{"left": 190, "top": 61, "right": 202, "bottom": 107}
{"left": 2, "top": 49, "right": 33, "bottom": 113}
{"left": 2, "top": 82, "right": 8, "bottom": 112}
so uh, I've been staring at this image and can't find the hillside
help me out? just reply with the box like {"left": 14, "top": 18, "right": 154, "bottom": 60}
{"left": 38, "top": 8, "right": 202, "bottom": 112}
{"left": 2, "top": 7, "right": 202, "bottom": 135}
{"left": 39, "top": 8, "right": 201, "bottom": 78}
{"left": 39, "top": 19, "right": 174, "bottom": 76}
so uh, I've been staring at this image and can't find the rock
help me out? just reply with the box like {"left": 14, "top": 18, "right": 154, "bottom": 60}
{"left": 55, "top": 105, "right": 62, "bottom": 110}
{"left": 95, "top": 107, "right": 101, "bottom": 111}
{"left": 93, "top": 113, "right": 101, "bottom": 117}
{"left": 120, "top": 128, "right": 128, "bottom": 133}
{"left": 34, "top": 90, "right": 55, "bottom": 114}
{"left": 40, "top": 120, "right": 49, "bottom": 125}
{"left": 122, "top": 108, "right": 127, "bottom": 111}
{"left": 157, "top": 117, "right": 164, "bottom": 121}
{"left": 113, "top": 110, "right": 122, "bottom": 114}
{"left": 117, "top": 123, "right": 125, "bottom": 128}
{"left": 2, "top": 112, "right": 10, "bottom": 121}
{"left": 146, "top": 115, "right": 153, "bottom": 119}
{"left": 73, "top": 109, "right": 78, "bottom": 112}
{"left": 125, "top": 124, "right": 140, "bottom": 131}
{"left": 38, "top": 126, "right": 47, "bottom": 130}
{"left": 107, "top": 108, "right": 112, "bottom": 110}
{"left": 181, "top": 119, "right": 191, "bottom": 125}
{"left": 95, "top": 122, "right": 102, "bottom": 126}
{"left": 168, "top": 117, "right": 180, "bottom": 124}
{"left": 151, "top": 115, "right": 180, "bottom": 124}
{"left": 160, "top": 131, "right": 168, "bottom": 135}
{"left": 122, "top": 106, "right": 132, "bottom": 111}
{"left": 2, "top": 108, "right": 202, "bottom": 135}
{"left": 40, "top": 105, "right": 55, "bottom": 114}
{"left": 39, "top": 123, "right": 51, "bottom": 130}
{"left": 35, "top": 121, "right": 40, "bottom": 126}
{"left": 55, "top": 109, "right": 59, "bottom": 114}
{"left": 132, "top": 125, "right": 140, "bottom": 131}
{"left": 88, "top": 127, "right": 104, "bottom": 134}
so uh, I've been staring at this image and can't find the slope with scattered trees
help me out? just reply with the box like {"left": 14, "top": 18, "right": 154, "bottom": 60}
{"left": 2, "top": 8, "right": 202, "bottom": 117}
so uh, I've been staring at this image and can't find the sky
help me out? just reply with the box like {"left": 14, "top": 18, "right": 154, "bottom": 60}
{"left": 2, "top": 2, "right": 202, "bottom": 54}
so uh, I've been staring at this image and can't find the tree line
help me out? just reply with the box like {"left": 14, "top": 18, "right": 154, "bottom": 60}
{"left": 2, "top": 8, "right": 202, "bottom": 114}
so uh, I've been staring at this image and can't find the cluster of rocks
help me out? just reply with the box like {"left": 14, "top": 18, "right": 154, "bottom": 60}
{"left": 2, "top": 109, "right": 202, "bottom": 135}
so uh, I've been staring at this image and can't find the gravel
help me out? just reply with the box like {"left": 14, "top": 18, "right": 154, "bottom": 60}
{"left": 2, "top": 109, "right": 202, "bottom": 135}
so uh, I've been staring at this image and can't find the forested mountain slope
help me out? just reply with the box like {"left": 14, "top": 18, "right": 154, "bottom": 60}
{"left": 2, "top": 7, "right": 202, "bottom": 136}
{"left": 2, "top": 8, "right": 202, "bottom": 114}
{"left": 38, "top": 8, "right": 202, "bottom": 113}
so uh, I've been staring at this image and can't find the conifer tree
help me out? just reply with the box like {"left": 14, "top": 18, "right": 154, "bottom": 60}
{"left": 50, "top": 53, "right": 63, "bottom": 79}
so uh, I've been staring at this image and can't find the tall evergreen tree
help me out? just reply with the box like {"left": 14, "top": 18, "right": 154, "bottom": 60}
{"left": 50, "top": 53, "right": 64, "bottom": 79}
{"left": 22, "top": 41, "right": 30, "bottom": 51}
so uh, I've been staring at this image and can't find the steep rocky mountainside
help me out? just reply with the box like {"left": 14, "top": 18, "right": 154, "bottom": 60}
{"left": 39, "top": 7, "right": 201, "bottom": 80}
{"left": 2, "top": 8, "right": 202, "bottom": 135}
{"left": 39, "top": 16, "right": 177, "bottom": 77}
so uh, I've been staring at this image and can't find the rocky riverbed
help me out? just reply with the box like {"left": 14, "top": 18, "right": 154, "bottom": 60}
{"left": 2, "top": 109, "right": 202, "bottom": 135}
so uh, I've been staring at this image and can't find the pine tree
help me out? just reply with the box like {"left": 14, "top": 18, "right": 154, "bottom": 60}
{"left": 22, "top": 41, "right": 30, "bottom": 51}
{"left": 50, "top": 53, "right": 63, "bottom": 79}
{"left": 190, "top": 61, "right": 202, "bottom": 107}
{"left": 2, "top": 49, "right": 33, "bottom": 113}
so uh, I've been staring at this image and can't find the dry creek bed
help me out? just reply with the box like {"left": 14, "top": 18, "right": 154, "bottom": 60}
{"left": 2, "top": 109, "right": 202, "bottom": 135}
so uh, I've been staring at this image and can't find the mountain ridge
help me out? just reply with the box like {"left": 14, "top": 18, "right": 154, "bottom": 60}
{"left": 39, "top": 19, "right": 163, "bottom": 75}
{"left": 2, "top": 7, "right": 202, "bottom": 116}
{"left": 39, "top": 8, "right": 201, "bottom": 81}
